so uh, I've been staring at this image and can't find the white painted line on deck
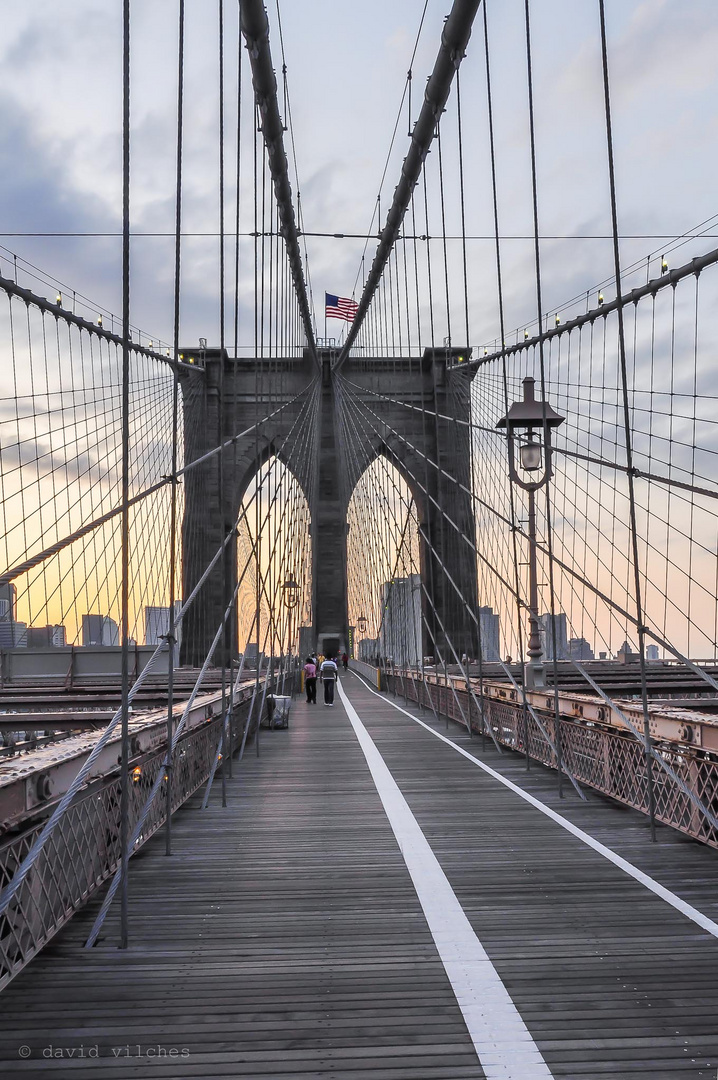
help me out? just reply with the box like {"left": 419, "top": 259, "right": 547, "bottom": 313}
{"left": 348, "top": 670, "right": 718, "bottom": 940}
{"left": 336, "top": 678, "right": 554, "bottom": 1080}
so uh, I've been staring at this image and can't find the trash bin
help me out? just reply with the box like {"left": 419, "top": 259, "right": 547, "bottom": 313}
{"left": 261, "top": 694, "right": 292, "bottom": 729}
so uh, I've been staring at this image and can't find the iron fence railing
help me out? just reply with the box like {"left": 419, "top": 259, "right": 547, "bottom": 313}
{"left": 382, "top": 671, "right": 718, "bottom": 850}
{"left": 0, "top": 686, "right": 260, "bottom": 991}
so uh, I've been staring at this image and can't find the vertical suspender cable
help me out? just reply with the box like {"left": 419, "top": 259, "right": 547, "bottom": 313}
{"left": 483, "top": 0, "right": 527, "bottom": 760}
{"left": 166, "top": 0, "right": 185, "bottom": 855}
{"left": 522, "top": 0, "right": 548, "bottom": 770}
{"left": 119, "top": 0, "right": 132, "bottom": 949}
{"left": 253, "top": 113, "right": 261, "bottom": 751}
{"left": 217, "top": 0, "right": 228, "bottom": 809}
{"left": 523, "top": 0, "right": 570, "bottom": 787}
{"left": 230, "top": 0, "right": 244, "bottom": 768}
{"left": 597, "top": 0, "right": 656, "bottom": 838}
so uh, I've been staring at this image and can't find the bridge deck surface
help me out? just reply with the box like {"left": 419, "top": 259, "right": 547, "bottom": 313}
{"left": 1, "top": 671, "right": 718, "bottom": 1078}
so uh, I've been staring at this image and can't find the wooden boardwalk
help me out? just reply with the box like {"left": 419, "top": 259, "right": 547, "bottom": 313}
{"left": 1, "top": 671, "right": 718, "bottom": 1077}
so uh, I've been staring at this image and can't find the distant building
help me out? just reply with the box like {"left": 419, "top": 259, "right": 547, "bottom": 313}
{"left": 380, "top": 575, "right": 422, "bottom": 667}
{"left": 26, "top": 624, "right": 66, "bottom": 648}
{"left": 0, "top": 621, "right": 27, "bottom": 648}
{"left": 298, "top": 626, "right": 314, "bottom": 662}
{"left": 358, "top": 637, "right": 379, "bottom": 663}
{"left": 616, "top": 639, "right": 637, "bottom": 664}
{"left": 568, "top": 637, "right": 594, "bottom": 661}
{"left": 144, "top": 603, "right": 182, "bottom": 655}
{"left": 0, "top": 582, "right": 17, "bottom": 623}
{"left": 478, "top": 605, "right": 501, "bottom": 661}
{"left": 82, "top": 614, "right": 119, "bottom": 647}
{"left": 0, "top": 584, "right": 29, "bottom": 647}
{"left": 539, "top": 612, "right": 569, "bottom": 661}
{"left": 243, "top": 641, "right": 265, "bottom": 668}
{"left": 646, "top": 644, "right": 660, "bottom": 661}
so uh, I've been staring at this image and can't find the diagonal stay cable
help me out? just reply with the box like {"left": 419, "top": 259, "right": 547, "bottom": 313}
{"left": 0, "top": 381, "right": 317, "bottom": 585}
{"left": 84, "top": 566, "right": 247, "bottom": 947}
{"left": 335, "top": 0, "right": 482, "bottom": 370}
{"left": 0, "top": 385, "right": 317, "bottom": 923}
{"left": 341, "top": 380, "right": 718, "bottom": 695}
{"left": 339, "top": 377, "right": 584, "bottom": 793}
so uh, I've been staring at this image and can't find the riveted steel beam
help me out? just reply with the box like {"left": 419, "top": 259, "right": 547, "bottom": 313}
{"left": 335, "top": 0, "right": 482, "bottom": 370}
{"left": 464, "top": 245, "right": 718, "bottom": 373}
{"left": 240, "top": 0, "right": 317, "bottom": 366}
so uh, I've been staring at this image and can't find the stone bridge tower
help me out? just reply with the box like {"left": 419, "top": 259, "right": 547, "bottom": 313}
{"left": 179, "top": 347, "right": 477, "bottom": 667}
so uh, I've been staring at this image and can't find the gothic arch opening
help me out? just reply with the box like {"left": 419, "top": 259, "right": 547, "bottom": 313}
{"left": 346, "top": 456, "right": 421, "bottom": 666}
{"left": 237, "top": 454, "right": 312, "bottom": 662}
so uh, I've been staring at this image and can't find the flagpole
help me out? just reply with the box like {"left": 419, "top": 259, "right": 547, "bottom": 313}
{"left": 324, "top": 292, "right": 327, "bottom": 346}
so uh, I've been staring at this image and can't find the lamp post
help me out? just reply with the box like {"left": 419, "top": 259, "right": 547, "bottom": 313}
{"left": 282, "top": 577, "right": 300, "bottom": 610}
{"left": 497, "top": 376, "right": 565, "bottom": 690}
{"left": 282, "top": 578, "right": 300, "bottom": 688}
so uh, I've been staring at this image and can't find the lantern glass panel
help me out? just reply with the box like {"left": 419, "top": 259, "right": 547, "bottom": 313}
{"left": 519, "top": 439, "right": 542, "bottom": 472}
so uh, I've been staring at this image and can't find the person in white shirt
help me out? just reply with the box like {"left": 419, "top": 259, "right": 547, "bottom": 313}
{"left": 320, "top": 655, "right": 338, "bottom": 706}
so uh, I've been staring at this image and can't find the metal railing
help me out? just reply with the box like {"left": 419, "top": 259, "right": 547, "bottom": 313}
{"left": 0, "top": 684, "right": 261, "bottom": 991}
{"left": 348, "top": 659, "right": 383, "bottom": 689}
{"left": 382, "top": 672, "right": 718, "bottom": 850}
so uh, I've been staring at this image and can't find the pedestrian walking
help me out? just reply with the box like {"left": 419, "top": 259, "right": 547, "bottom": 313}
{"left": 303, "top": 656, "right": 317, "bottom": 704}
{"left": 341, "top": 652, "right": 348, "bottom": 671}
{"left": 320, "top": 655, "right": 338, "bottom": 705}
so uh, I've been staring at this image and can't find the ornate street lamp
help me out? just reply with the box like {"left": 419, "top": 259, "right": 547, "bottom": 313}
{"left": 282, "top": 577, "right": 300, "bottom": 609}
{"left": 497, "top": 376, "right": 565, "bottom": 689}
{"left": 357, "top": 613, "right": 368, "bottom": 635}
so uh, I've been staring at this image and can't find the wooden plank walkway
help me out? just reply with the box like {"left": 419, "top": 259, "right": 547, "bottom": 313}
{"left": 0, "top": 670, "right": 717, "bottom": 1077}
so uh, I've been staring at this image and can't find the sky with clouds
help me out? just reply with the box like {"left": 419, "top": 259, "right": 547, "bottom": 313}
{"left": 1, "top": 0, "right": 717, "bottom": 654}
{"left": 0, "top": 0, "right": 716, "bottom": 353}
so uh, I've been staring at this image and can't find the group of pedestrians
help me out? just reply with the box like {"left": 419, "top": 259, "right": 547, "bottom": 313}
{"left": 303, "top": 650, "right": 348, "bottom": 706}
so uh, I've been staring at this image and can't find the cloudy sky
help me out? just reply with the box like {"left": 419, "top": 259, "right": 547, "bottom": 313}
{"left": 1, "top": 0, "right": 716, "bottom": 353}
{"left": 1, "top": 0, "right": 716, "bottom": 653}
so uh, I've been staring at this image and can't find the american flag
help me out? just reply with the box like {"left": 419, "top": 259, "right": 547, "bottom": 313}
{"left": 325, "top": 293, "right": 358, "bottom": 322}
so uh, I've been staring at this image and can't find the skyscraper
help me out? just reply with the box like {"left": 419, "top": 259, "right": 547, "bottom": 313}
{"left": 0, "top": 582, "right": 17, "bottom": 623}
{"left": 478, "top": 606, "right": 501, "bottom": 661}
{"left": 82, "top": 614, "right": 119, "bottom": 647}
{"left": 568, "top": 637, "right": 594, "bottom": 661}
{"left": 144, "top": 603, "right": 182, "bottom": 650}
{"left": 539, "top": 612, "right": 569, "bottom": 661}
{"left": 26, "top": 624, "right": 66, "bottom": 648}
{"left": 0, "top": 584, "right": 25, "bottom": 647}
{"left": 380, "top": 575, "right": 422, "bottom": 667}
{"left": 0, "top": 621, "right": 27, "bottom": 648}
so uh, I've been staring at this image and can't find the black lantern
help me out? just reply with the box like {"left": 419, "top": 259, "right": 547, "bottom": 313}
{"left": 496, "top": 376, "right": 564, "bottom": 492}
{"left": 357, "top": 613, "right": 368, "bottom": 634}
{"left": 282, "top": 577, "right": 300, "bottom": 609}
{"left": 497, "top": 376, "right": 565, "bottom": 689}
